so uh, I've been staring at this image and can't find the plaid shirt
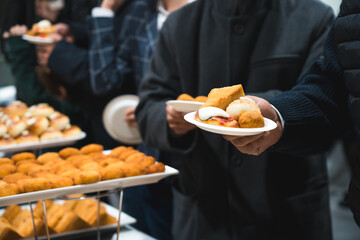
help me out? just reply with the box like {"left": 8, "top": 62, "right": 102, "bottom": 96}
{"left": 88, "top": 0, "right": 158, "bottom": 95}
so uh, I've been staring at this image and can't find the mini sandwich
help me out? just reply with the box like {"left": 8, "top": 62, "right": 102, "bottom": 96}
{"left": 194, "top": 84, "right": 265, "bottom": 128}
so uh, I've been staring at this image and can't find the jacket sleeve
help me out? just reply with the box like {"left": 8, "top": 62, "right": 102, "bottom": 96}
{"left": 250, "top": 7, "right": 335, "bottom": 100}
{"left": 135, "top": 22, "right": 197, "bottom": 154}
{"left": 269, "top": 25, "right": 348, "bottom": 156}
{"left": 87, "top": 17, "right": 133, "bottom": 96}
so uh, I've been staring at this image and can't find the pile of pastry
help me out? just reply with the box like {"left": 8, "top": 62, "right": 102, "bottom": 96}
{"left": 26, "top": 19, "right": 55, "bottom": 38}
{"left": 0, "top": 101, "right": 82, "bottom": 146}
{"left": 195, "top": 84, "right": 265, "bottom": 128}
{"left": 0, "top": 144, "right": 165, "bottom": 197}
{"left": 0, "top": 196, "right": 117, "bottom": 239}
{"left": 177, "top": 93, "right": 207, "bottom": 103}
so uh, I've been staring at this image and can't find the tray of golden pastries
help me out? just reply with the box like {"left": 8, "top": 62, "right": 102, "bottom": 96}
{"left": 184, "top": 84, "right": 277, "bottom": 136}
{"left": 0, "top": 197, "right": 136, "bottom": 240}
{"left": 22, "top": 20, "right": 55, "bottom": 45}
{"left": 0, "top": 144, "right": 178, "bottom": 207}
{"left": 166, "top": 93, "right": 207, "bottom": 113}
{"left": 0, "top": 101, "right": 86, "bottom": 152}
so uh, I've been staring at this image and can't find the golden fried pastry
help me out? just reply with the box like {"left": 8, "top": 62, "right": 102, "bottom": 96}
{"left": 238, "top": 110, "right": 265, "bottom": 128}
{"left": 49, "top": 114, "right": 70, "bottom": 131}
{"left": 79, "top": 162, "right": 100, "bottom": 172}
{"left": 27, "top": 165, "right": 52, "bottom": 177}
{"left": 58, "top": 169, "right": 80, "bottom": 180}
{"left": 226, "top": 97, "right": 261, "bottom": 120}
{"left": 11, "top": 152, "right": 36, "bottom": 162}
{"left": 177, "top": 93, "right": 195, "bottom": 101}
{"left": 0, "top": 217, "right": 22, "bottom": 240}
{"left": 21, "top": 178, "right": 52, "bottom": 193}
{"left": 53, "top": 211, "right": 89, "bottom": 233}
{"left": 40, "top": 129, "right": 63, "bottom": 141}
{"left": 100, "top": 162, "right": 125, "bottom": 180}
{"left": 16, "top": 133, "right": 39, "bottom": 144}
{"left": 63, "top": 155, "right": 88, "bottom": 167}
{"left": 46, "top": 203, "right": 67, "bottom": 229}
{"left": 27, "top": 116, "right": 49, "bottom": 136}
{"left": 139, "top": 156, "right": 156, "bottom": 168}
{"left": 71, "top": 156, "right": 94, "bottom": 168}
{"left": 0, "top": 123, "right": 7, "bottom": 137}
{"left": 28, "top": 103, "right": 54, "bottom": 117}
{"left": 62, "top": 125, "right": 82, "bottom": 138}
{"left": 74, "top": 171, "right": 101, "bottom": 185}
{"left": 71, "top": 199, "right": 107, "bottom": 226}
{"left": 194, "top": 96, "right": 208, "bottom": 103}
{"left": 5, "top": 101, "right": 28, "bottom": 116}
{"left": 0, "top": 158, "right": 13, "bottom": 165}
{"left": 80, "top": 144, "right": 104, "bottom": 155}
{"left": 122, "top": 163, "right": 146, "bottom": 177}
{"left": 124, "top": 152, "right": 146, "bottom": 163}
{"left": 0, "top": 182, "right": 19, "bottom": 197}
{"left": 201, "top": 84, "right": 245, "bottom": 110}
{"left": 12, "top": 210, "right": 44, "bottom": 237}
{"left": 0, "top": 137, "right": 17, "bottom": 146}
{"left": 99, "top": 157, "right": 120, "bottom": 168}
{"left": 3, "top": 173, "right": 31, "bottom": 185}
{"left": 110, "top": 146, "right": 127, "bottom": 158}
{"left": 33, "top": 200, "right": 53, "bottom": 218}
{"left": 48, "top": 160, "right": 72, "bottom": 173}
{"left": 0, "top": 164, "right": 16, "bottom": 178}
{"left": 59, "top": 147, "right": 81, "bottom": 159}
{"left": 2, "top": 205, "right": 22, "bottom": 222}
{"left": 101, "top": 214, "right": 117, "bottom": 225}
{"left": 119, "top": 149, "right": 139, "bottom": 161}
{"left": 146, "top": 162, "right": 166, "bottom": 174}
{"left": 50, "top": 176, "right": 74, "bottom": 188}
{"left": 15, "top": 159, "right": 37, "bottom": 166}
{"left": 37, "top": 152, "right": 60, "bottom": 164}
{"left": 88, "top": 151, "right": 106, "bottom": 161}
{"left": 7, "top": 120, "right": 27, "bottom": 138}
{"left": 16, "top": 163, "right": 40, "bottom": 175}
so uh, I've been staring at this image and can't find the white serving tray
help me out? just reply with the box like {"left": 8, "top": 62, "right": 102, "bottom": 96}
{"left": 0, "top": 165, "right": 178, "bottom": 207}
{"left": 0, "top": 132, "right": 86, "bottom": 153}
{"left": 0, "top": 201, "right": 136, "bottom": 240}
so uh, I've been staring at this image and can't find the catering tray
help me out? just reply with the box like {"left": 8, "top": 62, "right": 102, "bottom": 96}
{"left": 0, "top": 201, "right": 136, "bottom": 240}
{"left": 0, "top": 165, "right": 178, "bottom": 207}
{"left": 0, "top": 132, "right": 86, "bottom": 153}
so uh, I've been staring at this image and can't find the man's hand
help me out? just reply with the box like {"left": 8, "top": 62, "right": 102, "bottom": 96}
{"left": 3, "top": 25, "right": 28, "bottom": 38}
{"left": 124, "top": 107, "right": 138, "bottom": 128}
{"left": 54, "top": 23, "right": 74, "bottom": 43}
{"left": 166, "top": 105, "right": 196, "bottom": 136}
{"left": 223, "top": 96, "right": 283, "bottom": 156}
{"left": 101, "top": 0, "right": 125, "bottom": 11}
{"left": 36, "top": 33, "right": 63, "bottom": 66}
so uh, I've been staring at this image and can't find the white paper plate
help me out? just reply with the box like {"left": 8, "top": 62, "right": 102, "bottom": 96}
{"left": 166, "top": 100, "right": 204, "bottom": 113}
{"left": 0, "top": 132, "right": 86, "bottom": 153}
{"left": 103, "top": 95, "right": 142, "bottom": 145}
{"left": 22, "top": 34, "right": 54, "bottom": 45}
{"left": 0, "top": 165, "right": 178, "bottom": 207}
{"left": 184, "top": 111, "right": 277, "bottom": 136}
{"left": 0, "top": 201, "right": 136, "bottom": 240}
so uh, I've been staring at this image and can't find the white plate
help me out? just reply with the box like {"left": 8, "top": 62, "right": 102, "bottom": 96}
{"left": 166, "top": 100, "right": 204, "bottom": 113}
{"left": 0, "top": 132, "right": 86, "bottom": 153}
{"left": 103, "top": 95, "right": 142, "bottom": 145}
{"left": 0, "top": 165, "right": 178, "bottom": 207}
{"left": 0, "top": 201, "right": 136, "bottom": 240}
{"left": 184, "top": 111, "right": 277, "bottom": 136}
{"left": 22, "top": 34, "right": 54, "bottom": 45}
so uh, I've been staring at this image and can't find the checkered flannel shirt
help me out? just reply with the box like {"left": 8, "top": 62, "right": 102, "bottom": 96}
{"left": 88, "top": 0, "right": 158, "bottom": 95}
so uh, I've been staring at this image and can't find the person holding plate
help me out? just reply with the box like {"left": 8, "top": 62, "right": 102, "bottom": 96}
{"left": 135, "top": 0, "right": 335, "bottom": 239}
{"left": 221, "top": 0, "right": 360, "bottom": 229}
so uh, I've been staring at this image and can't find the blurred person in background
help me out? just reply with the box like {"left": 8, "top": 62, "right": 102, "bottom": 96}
{"left": 34, "top": 0, "right": 193, "bottom": 238}
{"left": 0, "top": 0, "right": 98, "bottom": 136}
{"left": 219, "top": 0, "right": 360, "bottom": 230}
{"left": 135, "top": 0, "right": 335, "bottom": 239}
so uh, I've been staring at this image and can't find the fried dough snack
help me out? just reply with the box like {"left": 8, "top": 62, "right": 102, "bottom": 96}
{"left": 201, "top": 84, "right": 245, "bottom": 110}
{"left": 0, "top": 164, "right": 16, "bottom": 178}
{"left": 0, "top": 158, "right": 13, "bottom": 165}
{"left": 59, "top": 147, "right": 81, "bottom": 159}
{"left": 100, "top": 162, "right": 125, "bottom": 180}
{"left": 110, "top": 146, "right": 127, "bottom": 158}
{"left": 177, "top": 93, "right": 195, "bottom": 101}
{"left": 37, "top": 152, "right": 60, "bottom": 164}
{"left": 0, "top": 217, "right": 22, "bottom": 240}
{"left": 20, "top": 178, "right": 52, "bottom": 193}
{"left": 12, "top": 152, "right": 36, "bottom": 162}
{"left": 73, "top": 171, "right": 101, "bottom": 185}
{"left": 146, "top": 162, "right": 166, "bottom": 174}
{"left": 80, "top": 144, "right": 104, "bottom": 155}
{"left": 16, "top": 163, "right": 40, "bottom": 175}
{"left": 0, "top": 182, "right": 19, "bottom": 197}
{"left": 194, "top": 96, "right": 208, "bottom": 103}
{"left": 238, "top": 111, "right": 265, "bottom": 128}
